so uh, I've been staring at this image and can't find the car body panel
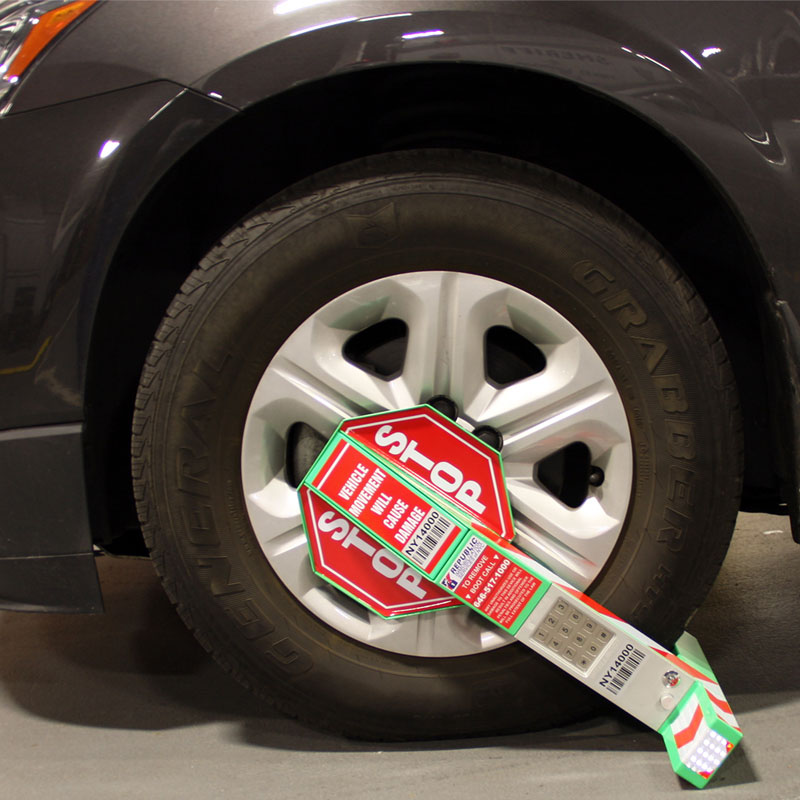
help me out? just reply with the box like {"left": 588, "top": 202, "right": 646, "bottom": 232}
{"left": 0, "top": 82, "right": 235, "bottom": 426}
{"left": 0, "top": 423, "right": 102, "bottom": 612}
{"left": 9, "top": 1, "right": 800, "bottom": 299}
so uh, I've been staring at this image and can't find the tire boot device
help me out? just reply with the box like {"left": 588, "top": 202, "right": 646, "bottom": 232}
{"left": 298, "top": 405, "right": 741, "bottom": 788}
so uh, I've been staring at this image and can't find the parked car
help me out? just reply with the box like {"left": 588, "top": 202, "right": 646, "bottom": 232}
{"left": 2, "top": 0, "right": 798, "bottom": 739}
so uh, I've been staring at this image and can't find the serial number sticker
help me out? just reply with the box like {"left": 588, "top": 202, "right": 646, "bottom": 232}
{"left": 597, "top": 644, "right": 647, "bottom": 695}
{"left": 401, "top": 509, "right": 456, "bottom": 569}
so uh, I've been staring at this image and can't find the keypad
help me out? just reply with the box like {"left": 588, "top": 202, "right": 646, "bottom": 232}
{"left": 531, "top": 596, "right": 614, "bottom": 673}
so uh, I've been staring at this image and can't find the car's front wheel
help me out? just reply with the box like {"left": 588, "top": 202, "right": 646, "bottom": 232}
{"left": 132, "top": 151, "right": 741, "bottom": 738}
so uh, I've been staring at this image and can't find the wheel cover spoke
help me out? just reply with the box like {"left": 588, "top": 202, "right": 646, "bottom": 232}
{"left": 241, "top": 272, "right": 632, "bottom": 657}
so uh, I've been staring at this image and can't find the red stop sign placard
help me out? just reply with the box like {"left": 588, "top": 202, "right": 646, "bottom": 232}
{"left": 340, "top": 406, "right": 515, "bottom": 539}
{"left": 299, "top": 486, "right": 460, "bottom": 617}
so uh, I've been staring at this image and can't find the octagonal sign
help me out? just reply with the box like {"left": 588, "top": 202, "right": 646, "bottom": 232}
{"left": 340, "top": 406, "right": 515, "bottom": 539}
{"left": 299, "top": 486, "right": 461, "bottom": 617}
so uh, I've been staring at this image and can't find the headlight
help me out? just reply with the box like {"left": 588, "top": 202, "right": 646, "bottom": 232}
{"left": 0, "top": 0, "right": 96, "bottom": 104}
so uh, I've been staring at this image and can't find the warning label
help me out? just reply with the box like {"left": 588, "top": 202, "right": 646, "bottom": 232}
{"left": 440, "top": 540, "right": 541, "bottom": 630}
{"left": 312, "top": 439, "right": 463, "bottom": 574}
{"left": 300, "top": 487, "right": 460, "bottom": 616}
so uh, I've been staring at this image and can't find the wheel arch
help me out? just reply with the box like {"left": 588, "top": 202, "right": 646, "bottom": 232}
{"left": 84, "top": 61, "right": 783, "bottom": 551}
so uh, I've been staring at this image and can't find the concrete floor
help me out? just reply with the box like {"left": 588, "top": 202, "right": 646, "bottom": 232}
{"left": 1, "top": 513, "right": 798, "bottom": 799}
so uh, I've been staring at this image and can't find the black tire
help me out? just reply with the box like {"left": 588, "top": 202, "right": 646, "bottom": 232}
{"left": 132, "top": 151, "right": 741, "bottom": 739}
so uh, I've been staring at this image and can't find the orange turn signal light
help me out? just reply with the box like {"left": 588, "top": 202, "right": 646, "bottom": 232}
{"left": 6, "top": 0, "right": 96, "bottom": 82}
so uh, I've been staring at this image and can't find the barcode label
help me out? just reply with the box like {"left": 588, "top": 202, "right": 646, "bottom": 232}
{"left": 601, "top": 647, "right": 647, "bottom": 696}
{"left": 402, "top": 510, "right": 456, "bottom": 569}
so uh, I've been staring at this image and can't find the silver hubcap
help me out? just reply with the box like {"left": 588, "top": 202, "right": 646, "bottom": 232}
{"left": 241, "top": 272, "right": 632, "bottom": 657}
